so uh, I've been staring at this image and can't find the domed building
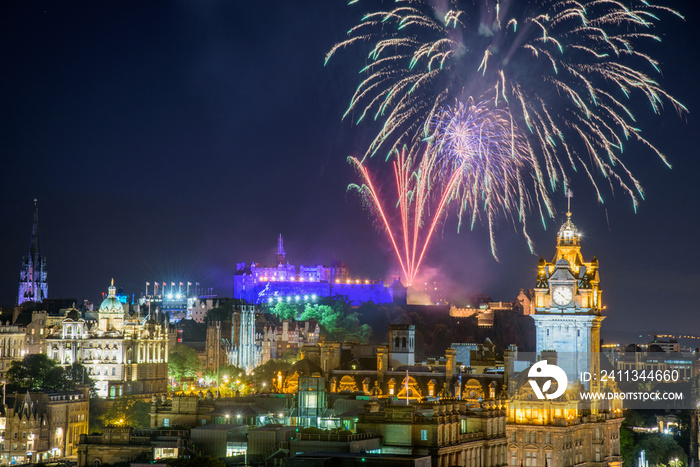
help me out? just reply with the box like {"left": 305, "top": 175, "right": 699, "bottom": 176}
{"left": 97, "top": 279, "right": 125, "bottom": 332}
{"left": 46, "top": 280, "right": 169, "bottom": 398}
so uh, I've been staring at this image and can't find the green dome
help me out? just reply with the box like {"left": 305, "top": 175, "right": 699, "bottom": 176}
{"left": 99, "top": 279, "right": 124, "bottom": 313}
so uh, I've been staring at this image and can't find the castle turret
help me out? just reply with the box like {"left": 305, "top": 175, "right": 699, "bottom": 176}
{"left": 277, "top": 234, "right": 287, "bottom": 265}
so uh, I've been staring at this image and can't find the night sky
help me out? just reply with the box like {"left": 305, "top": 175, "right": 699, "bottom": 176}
{"left": 1, "top": 1, "right": 698, "bottom": 339}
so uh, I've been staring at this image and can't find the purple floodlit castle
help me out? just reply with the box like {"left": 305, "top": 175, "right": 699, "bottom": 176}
{"left": 233, "top": 235, "right": 406, "bottom": 305}
{"left": 18, "top": 200, "right": 48, "bottom": 305}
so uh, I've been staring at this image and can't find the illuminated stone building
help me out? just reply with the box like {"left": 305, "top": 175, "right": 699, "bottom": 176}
{"left": 24, "top": 311, "right": 51, "bottom": 355}
{"left": 276, "top": 338, "right": 503, "bottom": 417}
{"left": 357, "top": 400, "right": 507, "bottom": 467}
{"left": 149, "top": 393, "right": 291, "bottom": 429}
{"left": 506, "top": 212, "right": 623, "bottom": 466}
{"left": 17, "top": 200, "right": 48, "bottom": 306}
{"left": 0, "top": 387, "right": 89, "bottom": 465}
{"left": 260, "top": 320, "right": 320, "bottom": 363}
{"left": 0, "top": 309, "right": 75, "bottom": 379}
{"left": 45, "top": 281, "right": 169, "bottom": 398}
{"left": 218, "top": 315, "right": 320, "bottom": 373}
{"left": 77, "top": 427, "right": 193, "bottom": 467}
{"left": 271, "top": 337, "right": 508, "bottom": 465}
{"left": 0, "top": 324, "right": 27, "bottom": 380}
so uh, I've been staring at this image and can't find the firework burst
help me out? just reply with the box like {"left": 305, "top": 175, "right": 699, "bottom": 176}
{"left": 349, "top": 148, "right": 457, "bottom": 286}
{"left": 328, "top": 0, "right": 686, "bottom": 212}
{"left": 350, "top": 100, "right": 538, "bottom": 283}
{"left": 428, "top": 99, "right": 545, "bottom": 259}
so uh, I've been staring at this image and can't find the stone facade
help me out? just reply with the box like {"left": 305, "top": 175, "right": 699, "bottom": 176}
{"left": 0, "top": 325, "right": 26, "bottom": 380}
{"left": 0, "top": 388, "right": 89, "bottom": 465}
{"left": 77, "top": 427, "right": 191, "bottom": 467}
{"left": 357, "top": 400, "right": 507, "bottom": 467}
{"left": 506, "top": 212, "right": 623, "bottom": 467}
{"left": 149, "top": 394, "right": 290, "bottom": 429}
{"left": 45, "top": 281, "right": 169, "bottom": 398}
{"left": 532, "top": 212, "right": 604, "bottom": 388}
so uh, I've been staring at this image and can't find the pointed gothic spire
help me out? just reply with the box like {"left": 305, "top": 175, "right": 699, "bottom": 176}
{"left": 18, "top": 199, "right": 48, "bottom": 305}
{"left": 277, "top": 233, "right": 287, "bottom": 265}
{"left": 29, "top": 198, "right": 41, "bottom": 260}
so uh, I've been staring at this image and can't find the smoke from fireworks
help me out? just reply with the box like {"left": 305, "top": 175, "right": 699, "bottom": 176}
{"left": 330, "top": 0, "right": 685, "bottom": 280}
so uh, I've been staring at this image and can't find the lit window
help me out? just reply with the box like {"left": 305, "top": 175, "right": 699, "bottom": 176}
{"left": 420, "top": 430, "right": 427, "bottom": 441}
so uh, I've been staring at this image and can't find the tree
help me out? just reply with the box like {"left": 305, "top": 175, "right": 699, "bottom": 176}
{"left": 99, "top": 396, "right": 151, "bottom": 429}
{"left": 89, "top": 397, "right": 107, "bottom": 433}
{"left": 202, "top": 368, "right": 217, "bottom": 385}
{"left": 619, "top": 426, "right": 637, "bottom": 467}
{"left": 269, "top": 298, "right": 374, "bottom": 344}
{"left": 269, "top": 302, "right": 300, "bottom": 321}
{"left": 6, "top": 354, "right": 90, "bottom": 392}
{"left": 250, "top": 358, "right": 294, "bottom": 392}
{"left": 168, "top": 344, "right": 200, "bottom": 383}
{"left": 636, "top": 433, "right": 687, "bottom": 466}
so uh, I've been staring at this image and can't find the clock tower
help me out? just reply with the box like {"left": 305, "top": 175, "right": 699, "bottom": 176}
{"left": 532, "top": 211, "right": 604, "bottom": 393}
{"left": 506, "top": 210, "right": 622, "bottom": 467}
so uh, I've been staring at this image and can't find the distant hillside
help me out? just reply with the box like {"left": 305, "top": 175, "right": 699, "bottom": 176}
{"left": 355, "top": 303, "right": 535, "bottom": 360}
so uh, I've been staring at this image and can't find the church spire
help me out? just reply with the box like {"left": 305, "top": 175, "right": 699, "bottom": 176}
{"left": 29, "top": 199, "right": 41, "bottom": 259}
{"left": 18, "top": 199, "right": 48, "bottom": 305}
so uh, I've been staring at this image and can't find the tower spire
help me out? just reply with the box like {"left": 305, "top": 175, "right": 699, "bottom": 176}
{"left": 277, "top": 233, "right": 287, "bottom": 265}
{"left": 18, "top": 199, "right": 48, "bottom": 305}
{"left": 30, "top": 198, "right": 41, "bottom": 258}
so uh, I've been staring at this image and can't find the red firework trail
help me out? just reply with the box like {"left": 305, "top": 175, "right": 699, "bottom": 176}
{"left": 350, "top": 150, "right": 462, "bottom": 286}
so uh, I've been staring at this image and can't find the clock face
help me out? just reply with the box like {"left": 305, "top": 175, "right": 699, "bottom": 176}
{"left": 552, "top": 286, "right": 573, "bottom": 306}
